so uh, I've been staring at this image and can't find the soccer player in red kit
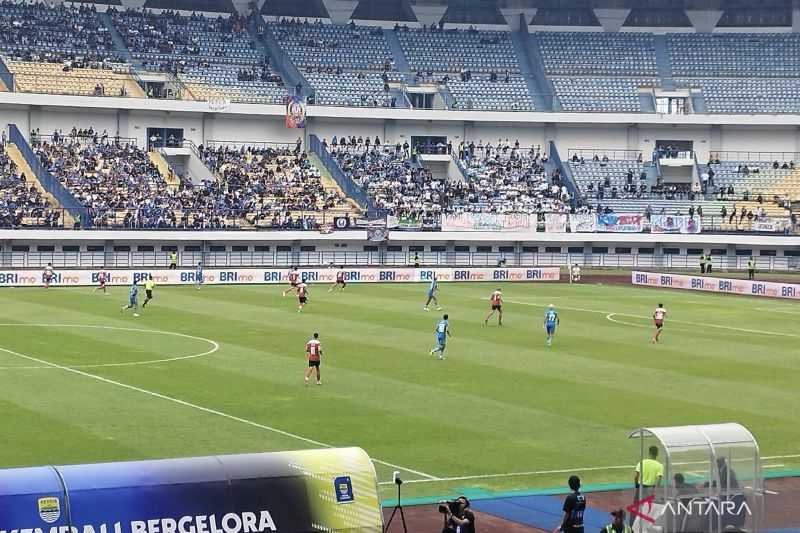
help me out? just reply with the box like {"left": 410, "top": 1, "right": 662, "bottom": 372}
{"left": 304, "top": 332, "right": 323, "bottom": 385}
{"left": 93, "top": 271, "right": 107, "bottom": 294}
{"left": 283, "top": 267, "right": 300, "bottom": 297}
{"left": 297, "top": 281, "right": 309, "bottom": 312}
{"left": 328, "top": 266, "right": 346, "bottom": 292}
{"left": 484, "top": 288, "right": 503, "bottom": 326}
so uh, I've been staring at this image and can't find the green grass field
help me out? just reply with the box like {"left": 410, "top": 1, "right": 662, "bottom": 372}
{"left": 0, "top": 280, "right": 798, "bottom": 504}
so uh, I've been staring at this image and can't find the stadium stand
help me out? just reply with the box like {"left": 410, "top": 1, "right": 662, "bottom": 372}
{"left": 397, "top": 28, "right": 519, "bottom": 74}
{"left": 675, "top": 78, "right": 800, "bottom": 114}
{"left": 6, "top": 61, "right": 143, "bottom": 98}
{"left": 112, "top": 9, "right": 287, "bottom": 104}
{"left": 537, "top": 32, "right": 657, "bottom": 77}
{"left": 551, "top": 77, "right": 655, "bottom": 112}
{"left": 0, "top": 144, "right": 61, "bottom": 228}
{"left": 447, "top": 74, "right": 533, "bottom": 111}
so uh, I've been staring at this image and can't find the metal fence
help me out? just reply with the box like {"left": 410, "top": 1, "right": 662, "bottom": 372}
{"left": 4, "top": 251, "right": 798, "bottom": 272}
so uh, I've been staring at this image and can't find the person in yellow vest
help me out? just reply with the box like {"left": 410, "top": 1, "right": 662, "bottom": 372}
{"left": 169, "top": 251, "right": 177, "bottom": 270}
{"left": 699, "top": 253, "right": 706, "bottom": 274}
{"left": 706, "top": 253, "right": 713, "bottom": 273}
{"left": 748, "top": 257, "right": 755, "bottom": 280}
{"left": 631, "top": 446, "right": 663, "bottom": 525}
{"left": 602, "top": 509, "right": 631, "bottom": 533}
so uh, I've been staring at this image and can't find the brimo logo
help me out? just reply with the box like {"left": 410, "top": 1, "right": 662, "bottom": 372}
{"left": 627, "top": 495, "right": 752, "bottom": 524}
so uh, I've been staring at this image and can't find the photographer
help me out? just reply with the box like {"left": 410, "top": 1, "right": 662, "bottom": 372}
{"left": 440, "top": 496, "right": 475, "bottom": 533}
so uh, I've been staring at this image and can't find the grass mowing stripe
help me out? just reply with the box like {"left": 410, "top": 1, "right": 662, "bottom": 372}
{"left": 0, "top": 345, "right": 439, "bottom": 481}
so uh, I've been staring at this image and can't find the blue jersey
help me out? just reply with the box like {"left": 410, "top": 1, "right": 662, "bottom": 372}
{"left": 428, "top": 279, "right": 437, "bottom": 294}
{"left": 544, "top": 309, "right": 558, "bottom": 327}
{"left": 436, "top": 319, "right": 448, "bottom": 335}
{"left": 129, "top": 284, "right": 138, "bottom": 301}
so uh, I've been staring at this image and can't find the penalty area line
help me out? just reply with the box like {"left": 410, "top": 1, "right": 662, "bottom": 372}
{"left": 0, "top": 346, "right": 439, "bottom": 482}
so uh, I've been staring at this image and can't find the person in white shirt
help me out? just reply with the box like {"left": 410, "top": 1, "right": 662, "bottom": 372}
{"left": 570, "top": 264, "right": 581, "bottom": 283}
{"left": 651, "top": 304, "right": 667, "bottom": 344}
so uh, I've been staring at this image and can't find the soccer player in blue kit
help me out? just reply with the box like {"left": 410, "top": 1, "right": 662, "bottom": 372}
{"left": 544, "top": 304, "right": 559, "bottom": 347}
{"left": 430, "top": 313, "right": 451, "bottom": 360}
{"left": 195, "top": 262, "right": 204, "bottom": 290}
{"left": 423, "top": 274, "right": 442, "bottom": 311}
{"left": 121, "top": 280, "right": 140, "bottom": 317}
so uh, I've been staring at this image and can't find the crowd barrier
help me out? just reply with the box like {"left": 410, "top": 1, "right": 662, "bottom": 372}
{"left": 631, "top": 271, "right": 800, "bottom": 300}
{"left": 0, "top": 447, "right": 382, "bottom": 533}
{"left": 0, "top": 267, "right": 562, "bottom": 287}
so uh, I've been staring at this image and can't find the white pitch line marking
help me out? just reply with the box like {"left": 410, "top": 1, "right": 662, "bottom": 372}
{"left": 376, "top": 453, "right": 800, "bottom": 485}
{"left": 0, "top": 345, "right": 439, "bottom": 481}
{"left": 0, "top": 324, "right": 219, "bottom": 370}
{"left": 754, "top": 307, "right": 800, "bottom": 315}
{"left": 500, "top": 299, "right": 800, "bottom": 339}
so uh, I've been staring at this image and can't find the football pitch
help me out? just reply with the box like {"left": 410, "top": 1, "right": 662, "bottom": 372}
{"left": 0, "top": 279, "right": 798, "bottom": 504}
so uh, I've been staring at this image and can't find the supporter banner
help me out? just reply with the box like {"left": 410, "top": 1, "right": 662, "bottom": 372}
{"left": 649, "top": 215, "right": 702, "bottom": 234}
{"left": 386, "top": 214, "right": 422, "bottom": 230}
{"left": 366, "top": 227, "right": 389, "bottom": 242}
{"left": 596, "top": 213, "right": 643, "bottom": 233}
{"left": 0, "top": 267, "right": 562, "bottom": 287}
{"left": 284, "top": 96, "right": 306, "bottom": 129}
{"left": 751, "top": 218, "right": 788, "bottom": 233}
{"left": 631, "top": 271, "right": 800, "bottom": 300}
{"left": 569, "top": 213, "right": 596, "bottom": 233}
{"left": 544, "top": 213, "right": 568, "bottom": 233}
{"left": 0, "top": 447, "right": 382, "bottom": 533}
{"left": 333, "top": 217, "right": 351, "bottom": 230}
{"left": 441, "top": 213, "right": 537, "bottom": 232}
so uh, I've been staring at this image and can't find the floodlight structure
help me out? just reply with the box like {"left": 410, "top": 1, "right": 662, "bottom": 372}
{"left": 627, "top": 423, "right": 763, "bottom": 533}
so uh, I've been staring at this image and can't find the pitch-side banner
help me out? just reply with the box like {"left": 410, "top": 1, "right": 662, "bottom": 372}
{"left": 441, "top": 213, "right": 537, "bottom": 232}
{"left": 631, "top": 271, "right": 800, "bottom": 300}
{"left": 0, "top": 267, "right": 562, "bottom": 287}
{"left": 0, "top": 448, "right": 382, "bottom": 533}
{"left": 596, "top": 213, "right": 643, "bottom": 233}
{"left": 544, "top": 213, "right": 568, "bottom": 233}
{"left": 649, "top": 215, "right": 702, "bottom": 234}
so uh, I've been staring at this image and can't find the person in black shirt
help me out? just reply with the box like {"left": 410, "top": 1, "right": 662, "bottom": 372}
{"left": 554, "top": 475, "right": 586, "bottom": 533}
{"left": 443, "top": 496, "right": 475, "bottom": 533}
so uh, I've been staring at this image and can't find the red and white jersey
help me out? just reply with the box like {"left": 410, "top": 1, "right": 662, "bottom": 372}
{"left": 98, "top": 272, "right": 106, "bottom": 283}
{"left": 288, "top": 271, "right": 300, "bottom": 284}
{"left": 44, "top": 266, "right": 53, "bottom": 277}
{"left": 490, "top": 290, "right": 502, "bottom": 306}
{"left": 297, "top": 283, "right": 307, "bottom": 298}
{"left": 654, "top": 307, "right": 667, "bottom": 321}
{"left": 305, "top": 339, "right": 321, "bottom": 361}
{"left": 336, "top": 270, "right": 345, "bottom": 282}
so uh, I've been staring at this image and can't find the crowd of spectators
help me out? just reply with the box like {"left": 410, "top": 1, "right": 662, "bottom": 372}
{"left": 0, "top": 2, "right": 125, "bottom": 64}
{"left": 0, "top": 146, "right": 60, "bottom": 228}
{"left": 329, "top": 138, "right": 571, "bottom": 223}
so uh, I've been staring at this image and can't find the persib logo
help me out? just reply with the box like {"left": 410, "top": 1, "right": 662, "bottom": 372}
{"left": 333, "top": 475, "right": 354, "bottom": 504}
{"left": 38, "top": 496, "right": 61, "bottom": 523}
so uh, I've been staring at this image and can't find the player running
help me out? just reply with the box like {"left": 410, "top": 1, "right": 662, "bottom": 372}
{"left": 142, "top": 275, "right": 155, "bottom": 308}
{"left": 328, "top": 266, "right": 346, "bottom": 292}
{"left": 570, "top": 263, "right": 581, "bottom": 283}
{"left": 484, "top": 288, "right": 503, "bottom": 326}
{"left": 120, "top": 280, "right": 140, "bottom": 317}
{"left": 423, "top": 274, "right": 442, "bottom": 311}
{"left": 297, "top": 281, "right": 309, "bottom": 312}
{"left": 43, "top": 263, "right": 54, "bottom": 288}
{"left": 195, "top": 262, "right": 204, "bottom": 290}
{"left": 304, "top": 332, "right": 323, "bottom": 386}
{"left": 651, "top": 303, "right": 667, "bottom": 344}
{"left": 93, "top": 271, "right": 107, "bottom": 294}
{"left": 429, "top": 313, "right": 451, "bottom": 360}
{"left": 283, "top": 267, "right": 300, "bottom": 296}
{"left": 543, "top": 304, "right": 559, "bottom": 347}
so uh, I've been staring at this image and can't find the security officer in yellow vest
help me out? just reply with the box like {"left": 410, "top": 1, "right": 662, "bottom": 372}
{"left": 631, "top": 446, "right": 663, "bottom": 525}
{"left": 699, "top": 253, "right": 706, "bottom": 274}
{"left": 748, "top": 256, "right": 755, "bottom": 280}
{"left": 706, "top": 253, "right": 713, "bottom": 273}
{"left": 169, "top": 250, "right": 178, "bottom": 270}
{"left": 602, "top": 509, "right": 631, "bottom": 533}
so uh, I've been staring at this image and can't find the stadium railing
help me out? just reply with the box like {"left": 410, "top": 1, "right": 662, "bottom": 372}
{"left": 308, "top": 134, "right": 372, "bottom": 210}
{"left": 707, "top": 151, "right": 800, "bottom": 163}
{"left": 0, "top": 57, "right": 14, "bottom": 92}
{"left": 8, "top": 125, "right": 90, "bottom": 228}
{"left": 4, "top": 251, "right": 798, "bottom": 271}
{"left": 204, "top": 140, "right": 296, "bottom": 151}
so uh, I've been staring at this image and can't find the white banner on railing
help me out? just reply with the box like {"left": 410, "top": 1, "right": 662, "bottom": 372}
{"left": 441, "top": 213, "right": 537, "bottom": 232}
{"left": 568, "top": 213, "right": 596, "bottom": 233}
{"left": 751, "top": 218, "right": 788, "bottom": 233}
{"left": 544, "top": 213, "right": 568, "bottom": 233}
{"left": 649, "top": 215, "right": 702, "bottom": 234}
{"left": 0, "top": 267, "right": 562, "bottom": 287}
{"left": 631, "top": 271, "right": 800, "bottom": 300}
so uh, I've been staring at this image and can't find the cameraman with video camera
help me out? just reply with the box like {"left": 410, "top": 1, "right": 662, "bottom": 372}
{"left": 440, "top": 496, "right": 475, "bottom": 533}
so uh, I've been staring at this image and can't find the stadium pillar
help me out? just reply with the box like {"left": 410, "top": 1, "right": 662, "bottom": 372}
{"left": 583, "top": 242, "right": 592, "bottom": 268}
{"left": 793, "top": 0, "right": 800, "bottom": 32}
{"left": 104, "top": 240, "right": 113, "bottom": 269}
